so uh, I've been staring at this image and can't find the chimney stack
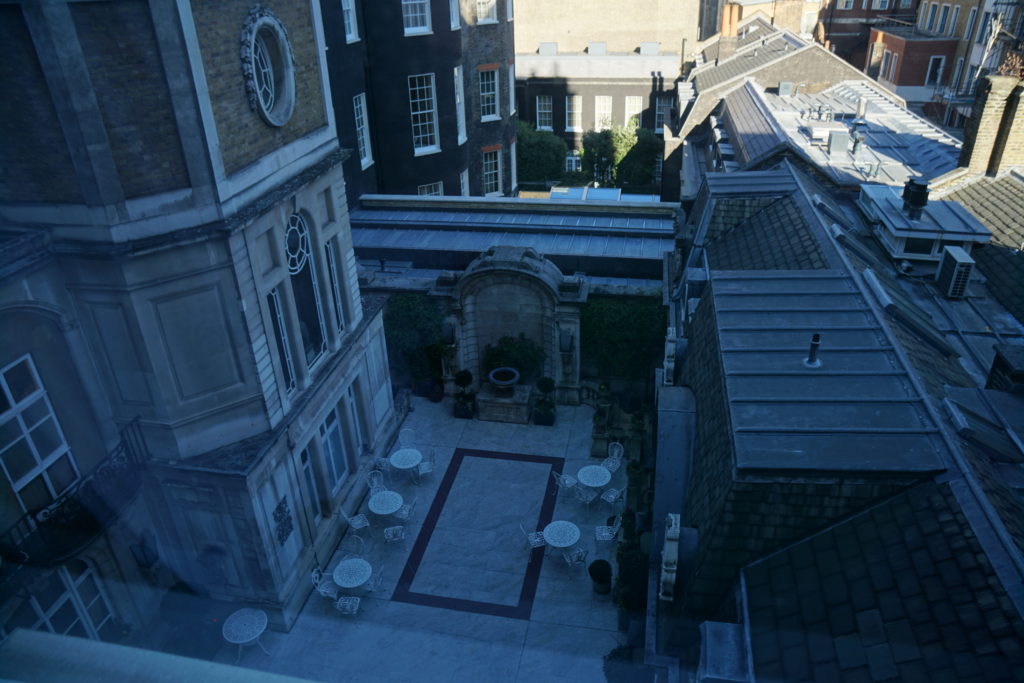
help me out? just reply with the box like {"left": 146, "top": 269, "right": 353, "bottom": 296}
{"left": 718, "top": 3, "right": 741, "bottom": 60}
{"left": 902, "top": 178, "right": 929, "bottom": 220}
{"left": 959, "top": 75, "right": 1024, "bottom": 176}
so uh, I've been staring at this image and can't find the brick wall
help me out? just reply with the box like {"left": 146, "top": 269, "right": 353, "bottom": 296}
{"left": 191, "top": 0, "right": 327, "bottom": 177}
{"left": 990, "top": 80, "right": 1024, "bottom": 175}
{"left": 71, "top": 1, "right": 189, "bottom": 199}
{"left": 959, "top": 75, "right": 1022, "bottom": 175}
{"left": 0, "top": 6, "right": 82, "bottom": 204}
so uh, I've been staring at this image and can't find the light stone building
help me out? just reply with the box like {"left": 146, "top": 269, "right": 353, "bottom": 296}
{"left": 0, "top": 0, "right": 397, "bottom": 641}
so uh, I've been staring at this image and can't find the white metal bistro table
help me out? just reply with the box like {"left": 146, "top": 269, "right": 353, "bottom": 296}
{"left": 368, "top": 490, "right": 403, "bottom": 515}
{"left": 333, "top": 558, "right": 373, "bottom": 589}
{"left": 543, "top": 520, "right": 581, "bottom": 549}
{"left": 577, "top": 465, "right": 612, "bottom": 488}
{"left": 222, "top": 607, "right": 270, "bottom": 663}
{"left": 389, "top": 447, "right": 423, "bottom": 471}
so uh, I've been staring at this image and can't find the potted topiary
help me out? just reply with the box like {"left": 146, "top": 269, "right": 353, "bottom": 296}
{"left": 533, "top": 376, "right": 556, "bottom": 426}
{"left": 453, "top": 369, "right": 475, "bottom": 419}
{"left": 588, "top": 559, "right": 613, "bottom": 594}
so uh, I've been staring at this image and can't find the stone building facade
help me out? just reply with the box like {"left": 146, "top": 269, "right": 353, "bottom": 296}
{"left": 0, "top": 0, "right": 396, "bottom": 641}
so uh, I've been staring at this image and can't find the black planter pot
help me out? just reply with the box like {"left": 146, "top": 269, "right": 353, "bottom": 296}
{"left": 533, "top": 409, "right": 555, "bottom": 426}
{"left": 589, "top": 560, "right": 613, "bottom": 594}
{"left": 454, "top": 400, "right": 474, "bottom": 419}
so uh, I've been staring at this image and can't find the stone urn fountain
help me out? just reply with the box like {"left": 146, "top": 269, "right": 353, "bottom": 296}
{"left": 487, "top": 367, "right": 520, "bottom": 397}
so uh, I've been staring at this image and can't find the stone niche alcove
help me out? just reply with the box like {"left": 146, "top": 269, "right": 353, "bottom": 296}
{"left": 452, "top": 246, "right": 587, "bottom": 403}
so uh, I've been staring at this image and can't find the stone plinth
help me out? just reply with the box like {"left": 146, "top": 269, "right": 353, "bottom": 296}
{"left": 477, "top": 384, "right": 531, "bottom": 424}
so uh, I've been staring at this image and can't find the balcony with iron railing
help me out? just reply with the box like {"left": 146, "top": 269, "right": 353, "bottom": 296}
{"left": 0, "top": 419, "right": 149, "bottom": 584}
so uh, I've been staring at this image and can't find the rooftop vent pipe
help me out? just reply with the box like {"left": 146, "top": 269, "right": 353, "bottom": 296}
{"left": 902, "top": 178, "right": 929, "bottom": 220}
{"left": 804, "top": 333, "right": 822, "bottom": 368}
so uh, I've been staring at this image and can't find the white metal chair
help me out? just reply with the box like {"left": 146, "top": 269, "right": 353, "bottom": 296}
{"left": 367, "top": 470, "right": 387, "bottom": 495}
{"left": 551, "top": 470, "right": 578, "bottom": 494}
{"left": 334, "top": 595, "right": 361, "bottom": 616}
{"left": 383, "top": 525, "right": 406, "bottom": 543}
{"left": 312, "top": 567, "right": 338, "bottom": 599}
{"left": 595, "top": 515, "right": 622, "bottom": 542}
{"left": 367, "top": 569, "right": 385, "bottom": 593}
{"left": 600, "top": 487, "right": 624, "bottom": 506}
{"left": 562, "top": 547, "right": 588, "bottom": 569}
{"left": 573, "top": 484, "right": 598, "bottom": 506}
{"left": 394, "top": 496, "right": 417, "bottom": 522}
{"left": 339, "top": 534, "right": 365, "bottom": 560}
{"left": 519, "top": 522, "right": 546, "bottom": 550}
{"left": 603, "top": 443, "right": 624, "bottom": 474}
{"left": 340, "top": 509, "right": 370, "bottom": 534}
{"left": 399, "top": 427, "right": 415, "bottom": 448}
{"left": 414, "top": 448, "right": 435, "bottom": 483}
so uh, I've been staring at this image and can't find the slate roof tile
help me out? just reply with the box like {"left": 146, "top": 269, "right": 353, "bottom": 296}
{"left": 864, "top": 643, "right": 898, "bottom": 681}
{"left": 706, "top": 195, "right": 829, "bottom": 270}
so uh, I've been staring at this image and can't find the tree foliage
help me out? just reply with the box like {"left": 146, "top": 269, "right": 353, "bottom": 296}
{"left": 580, "top": 296, "right": 666, "bottom": 379}
{"left": 581, "top": 125, "right": 662, "bottom": 189}
{"left": 516, "top": 120, "right": 567, "bottom": 182}
{"left": 383, "top": 293, "right": 443, "bottom": 382}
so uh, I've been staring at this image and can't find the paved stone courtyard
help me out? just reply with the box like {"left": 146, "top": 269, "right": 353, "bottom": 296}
{"left": 210, "top": 397, "right": 627, "bottom": 682}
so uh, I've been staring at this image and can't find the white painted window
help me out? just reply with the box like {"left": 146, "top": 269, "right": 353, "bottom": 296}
{"left": 565, "top": 95, "right": 582, "bottom": 131}
{"left": 889, "top": 53, "right": 899, "bottom": 81}
{"left": 899, "top": 0, "right": 911, "bottom": 7}
{"left": 510, "top": 140, "right": 517, "bottom": 193}
{"left": 976, "top": 11, "right": 991, "bottom": 44}
{"left": 925, "top": 55, "right": 945, "bottom": 85}
{"left": 0, "top": 561, "right": 115, "bottom": 641}
{"left": 408, "top": 73, "right": 440, "bottom": 154}
{"left": 655, "top": 96, "right": 671, "bottom": 133}
{"left": 595, "top": 96, "right": 613, "bottom": 130}
{"left": 299, "top": 447, "right": 324, "bottom": 525}
{"left": 536, "top": 95, "right": 553, "bottom": 130}
{"left": 951, "top": 56, "right": 965, "bottom": 90}
{"left": 353, "top": 93, "right": 373, "bottom": 169}
{"left": 565, "top": 150, "right": 582, "bottom": 172}
{"left": 871, "top": 0, "right": 889, "bottom": 9}
{"left": 318, "top": 407, "right": 350, "bottom": 492}
{"left": 324, "top": 239, "right": 346, "bottom": 333}
{"left": 402, "top": 0, "right": 432, "bottom": 35}
{"left": 460, "top": 168, "right": 470, "bottom": 195}
{"left": 482, "top": 149, "right": 502, "bottom": 195}
{"left": 837, "top": 0, "right": 854, "bottom": 9}
{"left": 508, "top": 64, "right": 516, "bottom": 115}
{"left": 937, "top": 4, "right": 951, "bottom": 33}
{"left": 480, "top": 69, "right": 499, "bottom": 120}
{"left": 418, "top": 181, "right": 444, "bottom": 195}
{"left": 964, "top": 7, "right": 978, "bottom": 39}
{"left": 880, "top": 50, "right": 893, "bottom": 79}
{"left": 266, "top": 288, "right": 296, "bottom": 393}
{"left": 454, "top": 66, "right": 467, "bottom": 144}
{"left": 0, "top": 355, "right": 79, "bottom": 513}
{"left": 625, "top": 95, "right": 643, "bottom": 127}
{"left": 948, "top": 6, "right": 960, "bottom": 35}
{"left": 926, "top": 3, "right": 938, "bottom": 31}
{"left": 476, "top": 0, "right": 497, "bottom": 22}
{"left": 286, "top": 213, "right": 328, "bottom": 368}
{"left": 341, "top": 0, "right": 359, "bottom": 41}
{"left": 506, "top": 0, "right": 514, "bottom": 21}
{"left": 449, "top": 0, "right": 460, "bottom": 29}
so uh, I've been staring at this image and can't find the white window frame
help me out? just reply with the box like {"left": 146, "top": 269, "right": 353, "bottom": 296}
{"left": 285, "top": 212, "right": 328, "bottom": 369}
{"left": 964, "top": 7, "right": 977, "bottom": 39}
{"left": 565, "top": 95, "right": 582, "bottom": 132}
{"left": 888, "top": 53, "right": 899, "bottom": 81}
{"left": 595, "top": 96, "right": 613, "bottom": 130}
{"left": 871, "top": 0, "right": 889, "bottom": 9}
{"left": 402, "top": 0, "right": 432, "bottom": 36}
{"left": 267, "top": 287, "right": 296, "bottom": 394}
{"left": 976, "top": 11, "right": 991, "bottom": 44}
{"left": 460, "top": 169, "right": 470, "bottom": 195}
{"left": 937, "top": 4, "right": 951, "bottom": 33}
{"left": 353, "top": 93, "right": 373, "bottom": 169}
{"left": 299, "top": 447, "right": 324, "bottom": 526}
{"left": 565, "top": 150, "right": 581, "bottom": 172}
{"left": 476, "top": 0, "right": 497, "bottom": 23}
{"left": 0, "top": 562, "right": 115, "bottom": 642}
{"left": 925, "top": 55, "right": 945, "bottom": 85}
{"left": 899, "top": 0, "right": 911, "bottom": 7}
{"left": 948, "top": 5, "right": 960, "bottom": 35}
{"left": 510, "top": 140, "right": 517, "bottom": 193}
{"left": 655, "top": 96, "right": 670, "bottom": 133}
{"left": 324, "top": 239, "right": 346, "bottom": 333}
{"left": 479, "top": 69, "right": 500, "bottom": 121}
{"left": 926, "top": 3, "right": 938, "bottom": 31}
{"left": 506, "top": 0, "right": 513, "bottom": 21}
{"left": 625, "top": 95, "right": 643, "bottom": 128}
{"left": 508, "top": 64, "right": 516, "bottom": 115}
{"left": 482, "top": 149, "right": 502, "bottom": 195}
{"left": 449, "top": 0, "right": 460, "bottom": 29}
{"left": 318, "top": 406, "right": 350, "bottom": 492}
{"left": 341, "top": 0, "right": 360, "bottom": 42}
{"left": 454, "top": 66, "right": 467, "bottom": 144}
{"left": 951, "top": 56, "right": 965, "bottom": 91}
{"left": 880, "top": 49, "right": 893, "bottom": 80}
{"left": 418, "top": 181, "right": 444, "bottom": 195}
{"left": 0, "top": 355, "right": 79, "bottom": 513}
{"left": 408, "top": 73, "right": 440, "bottom": 155}
{"left": 838, "top": 0, "right": 854, "bottom": 10}
{"left": 536, "top": 95, "right": 553, "bottom": 130}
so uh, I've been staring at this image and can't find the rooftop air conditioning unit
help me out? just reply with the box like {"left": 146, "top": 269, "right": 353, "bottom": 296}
{"left": 935, "top": 245, "right": 974, "bottom": 299}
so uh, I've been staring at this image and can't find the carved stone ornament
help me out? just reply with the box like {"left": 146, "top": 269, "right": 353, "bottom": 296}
{"left": 240, "top": 6, "right": 296, "bottom": 127}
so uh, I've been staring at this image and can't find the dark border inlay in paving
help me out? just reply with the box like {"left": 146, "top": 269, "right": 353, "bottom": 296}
{"left": 391, "top": 448, "right": 563, "bottom": 619}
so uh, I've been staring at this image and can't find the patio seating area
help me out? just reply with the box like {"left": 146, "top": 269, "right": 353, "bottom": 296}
{"left": 212, "top": 396, "right": 630, "bottom": 681}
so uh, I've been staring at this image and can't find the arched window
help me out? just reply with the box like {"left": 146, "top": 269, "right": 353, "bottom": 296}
{"left": 285, "top": 213, "right": 327, "bottom": 367}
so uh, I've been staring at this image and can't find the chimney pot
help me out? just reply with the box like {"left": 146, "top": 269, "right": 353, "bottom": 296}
{"left": 804, "top": 333, "right": 822, "bottom": 368}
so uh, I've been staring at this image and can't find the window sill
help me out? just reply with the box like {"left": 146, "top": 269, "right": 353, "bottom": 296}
{"left": 413, "top": 145, "right": 442, "bottom": 157}
{"left": 404, "top": 28, "right": 433, "bottom": 37}
{"left": 477, "top": 18, "right": 499, "bottom": 25}
{"left": 458, "top": 134, "right": 467, "bottom": 145}
{"left": 450, "top": 24, "right": 461, "bottom": 30}
{"left": 346, "top": 35, "right": 361, "bottom": 44}
{"left": 510, "top": 109, "right": 517, "bottom": 115}
{"left": 360, "top": 157, "right": 374, "bottom": 170}
{"left": 565, "top": 127, "right": 581, "bottom": 133}
{"left": 537, "top": 126, "right": 553, "bottom": 131}
{"left": 481, "top": 115, "right": 501, "bottom": 123}
{"left": 485, "top": 191, "right": 503, "bottom": 196}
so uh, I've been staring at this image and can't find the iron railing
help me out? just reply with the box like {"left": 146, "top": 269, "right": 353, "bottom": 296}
{"left": 0, "top": 418, "right": 150, "bottom": 570}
